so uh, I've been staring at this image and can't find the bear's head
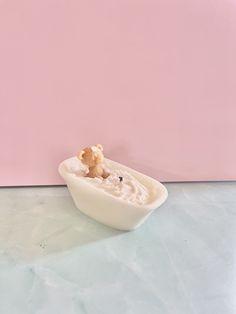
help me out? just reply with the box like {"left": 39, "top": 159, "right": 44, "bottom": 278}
{"left": 78, "top": 144, "right": 104, "bottom": 167}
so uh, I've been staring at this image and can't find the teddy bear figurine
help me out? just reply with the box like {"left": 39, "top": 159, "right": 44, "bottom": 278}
{"left": 77, "top": 144, "right": 110, "bottom": 179}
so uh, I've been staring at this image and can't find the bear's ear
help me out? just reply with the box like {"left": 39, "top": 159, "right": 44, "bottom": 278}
{"left": 78, "top": 150, "right": 85, "bottom": 160}
{"left": 96, "top": 144, "right": 103, "bottom": 151}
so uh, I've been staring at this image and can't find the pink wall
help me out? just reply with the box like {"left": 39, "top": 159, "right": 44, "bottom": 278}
{"left": 1, "top": 0, "right": 236, "bottom": 186}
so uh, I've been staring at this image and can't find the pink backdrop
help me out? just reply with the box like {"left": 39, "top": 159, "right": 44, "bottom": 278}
{"left": 1, "top": 0, "right": 236, "bottom": 186}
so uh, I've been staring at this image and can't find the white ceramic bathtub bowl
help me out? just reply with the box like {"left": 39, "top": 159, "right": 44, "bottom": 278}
{"left": 59, "top": 157, "right": 168, "bottom": 231}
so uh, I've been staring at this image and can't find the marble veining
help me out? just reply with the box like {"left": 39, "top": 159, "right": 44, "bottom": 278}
{"left": 0, "top": 182, "right": 235, "bottom": 314}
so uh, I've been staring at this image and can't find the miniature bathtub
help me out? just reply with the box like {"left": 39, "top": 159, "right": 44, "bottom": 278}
{"left": 58, "top": 157, "right": 168, "bottom": 231}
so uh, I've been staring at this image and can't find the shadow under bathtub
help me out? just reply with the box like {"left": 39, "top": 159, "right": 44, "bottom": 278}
{"left": 0, "top": 186, "right": 124, "bottom": 261}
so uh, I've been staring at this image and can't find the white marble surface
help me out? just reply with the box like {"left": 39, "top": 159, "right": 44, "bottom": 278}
{"left": 0, "top": 182, "right": 235, "bottom": 314}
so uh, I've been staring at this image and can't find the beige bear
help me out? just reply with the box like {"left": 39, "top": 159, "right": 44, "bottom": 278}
{"left": 78, "top": 144, "right": 110, "bottom": 179}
